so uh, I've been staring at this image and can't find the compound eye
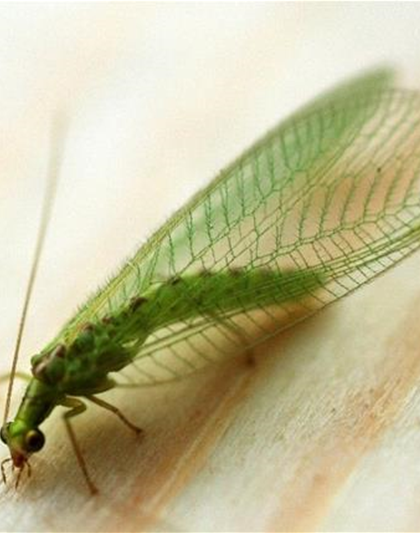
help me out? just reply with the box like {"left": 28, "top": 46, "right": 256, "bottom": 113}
{"left": 0, "top": 423, "right": 10, "bottom": 444}
{"left": 25, "top": 429, "right": 45, "bottom": 452}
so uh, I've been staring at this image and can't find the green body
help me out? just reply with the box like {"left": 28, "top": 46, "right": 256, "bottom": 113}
{"left": 3, "top": 267, "right": 324, "bottom": 462}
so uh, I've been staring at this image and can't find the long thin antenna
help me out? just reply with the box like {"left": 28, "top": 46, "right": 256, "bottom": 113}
{"left": 3, "top": 115, "right": 67, "bottom": 424}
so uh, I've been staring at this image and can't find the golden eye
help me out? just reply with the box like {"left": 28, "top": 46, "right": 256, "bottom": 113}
{"left": 25, "top": 429, "right": 45, "bottom": 452}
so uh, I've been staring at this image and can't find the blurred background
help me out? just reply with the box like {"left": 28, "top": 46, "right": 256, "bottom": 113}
{"left": 2, "top": 3, "right": 420, "bottom": 531}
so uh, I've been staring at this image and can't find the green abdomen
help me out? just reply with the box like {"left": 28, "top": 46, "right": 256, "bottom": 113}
{"left": 32, "top": 267, "right": 324, "bottom": 390}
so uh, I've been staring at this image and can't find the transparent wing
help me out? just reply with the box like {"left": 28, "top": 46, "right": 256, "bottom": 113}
{"left": 51, "top": 68, "right": 420, "bottom": 385}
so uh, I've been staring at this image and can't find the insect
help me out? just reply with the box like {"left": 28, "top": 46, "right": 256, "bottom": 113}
{"left": 2, "top": 68, "right": 420, "bottom": 494}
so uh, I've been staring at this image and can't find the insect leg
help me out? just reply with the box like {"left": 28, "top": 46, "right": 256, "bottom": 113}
{"left": 1, "top": 457, "right": 12, "bottom": 484}
{"left": 61, "top": 397, "right": 98, "bottom": 495}
{"left": 15, "top": 465, "right": 24, "bottom": 489}
{"left": 0, "top": 372, "right": 32, "bottom": 385}
{"left": 86, "top": 395, "right": 143, "bottom": 435}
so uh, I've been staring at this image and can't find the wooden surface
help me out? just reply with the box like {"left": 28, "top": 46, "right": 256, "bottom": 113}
{"left": 2, "top": 4, "right": 420, "bottom": 531}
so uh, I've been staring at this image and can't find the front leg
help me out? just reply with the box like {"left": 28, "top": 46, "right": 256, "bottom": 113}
{"left": 86, "top": 395, "right": 143, "bottom": 435}
{"left": 0, "top": 371, "right": 32, "bottom": 385}
{"left": 60, "top": 397, "right": 98, "bottom": 495}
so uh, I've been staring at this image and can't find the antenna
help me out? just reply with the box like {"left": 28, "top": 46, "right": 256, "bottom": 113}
{"left": 3, "top": 115, "right": 67, "bottom": 424}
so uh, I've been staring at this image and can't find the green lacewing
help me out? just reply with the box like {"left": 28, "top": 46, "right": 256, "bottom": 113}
{"left": 2, "top": 68, "right": 420, "bottom": 494}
